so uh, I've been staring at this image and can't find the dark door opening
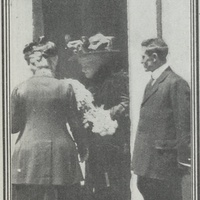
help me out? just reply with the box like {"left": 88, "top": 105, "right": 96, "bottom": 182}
{"left": 41, "top": 0, "right": 128, "bottom": 80}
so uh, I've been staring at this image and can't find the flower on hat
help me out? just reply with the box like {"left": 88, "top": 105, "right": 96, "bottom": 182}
{"left": 67, "top": 33, "right": 118, "bottom": 55}
{"left": 23, "top": 36, "right": 57, "bottom": 63}
{"left": 88, "top": 33, "right": 115, "bottom": 51}
{"left": 67, "top": 40, "right": 84, "bottom": 53}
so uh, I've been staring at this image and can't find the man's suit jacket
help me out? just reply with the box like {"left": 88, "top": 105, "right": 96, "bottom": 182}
{"left": 132, "top": 67, "right": 190, "bottom": 180}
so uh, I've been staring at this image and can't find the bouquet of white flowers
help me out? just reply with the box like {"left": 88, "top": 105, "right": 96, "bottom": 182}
{"left": 83, "top": 106, "right": 118, "bottom": 136}
{"left": 64, "top": 79, "right": 118, "bottom": 136}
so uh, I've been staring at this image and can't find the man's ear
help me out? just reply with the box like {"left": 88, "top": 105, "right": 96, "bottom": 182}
{"left": 152, "top": 53, "right": 158, "bottom": 62}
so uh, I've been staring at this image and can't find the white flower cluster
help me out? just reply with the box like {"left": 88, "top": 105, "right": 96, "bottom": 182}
{"left": 64, "top": 79, "right": 118, "bottom": 136}
{"left": 84, "top": 106, "right": 118, "bottom": 136}
{"left": 64, "top": 78, "right": 94, "bottom": 111}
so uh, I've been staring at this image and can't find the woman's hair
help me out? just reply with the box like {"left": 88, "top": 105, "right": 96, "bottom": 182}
{"left": 23, "top": 36, "right": 58, "bottom": 70}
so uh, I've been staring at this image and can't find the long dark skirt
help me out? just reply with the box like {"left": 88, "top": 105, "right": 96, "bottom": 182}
{"left": 12, "top": 184, "right": 81, "bottom": 200}
{"left": 84, "top": 144, "right": 131, "bottom": 200}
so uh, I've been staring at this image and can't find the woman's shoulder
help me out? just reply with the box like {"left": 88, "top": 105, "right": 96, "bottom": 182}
{"left": 59, "top": 78, "right": 85, "bottom": 89}
{"left": 11, "top": 80, "right": 28, "bottom": 98}
{"left": 58, "top": 78, "right": 82, "bottom": 96}
{"left": 59, "top": 78, "right": 73, "bottom": 90}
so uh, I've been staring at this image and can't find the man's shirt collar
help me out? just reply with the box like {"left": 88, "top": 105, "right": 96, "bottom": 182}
{"left": 151, "top": 62, "right": 169, "bottom": 82}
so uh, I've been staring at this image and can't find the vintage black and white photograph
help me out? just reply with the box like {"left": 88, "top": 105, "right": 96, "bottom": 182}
{"left": 1, "top": 0, "right": 199, "bottom": 200}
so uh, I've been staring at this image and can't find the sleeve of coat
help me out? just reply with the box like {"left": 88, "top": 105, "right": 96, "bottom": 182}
{"left": 170, "top": 79, "right": 191, "bottom": 166}
{"left": 11, "top": 87, "right": 24, "bottom": 133}
{"left": 109, "top": 71, "right": 130, "bottom": 153}
{"left": 110, "top": 71, "right": 129, "bottom": 120}
{"left": 66, "top": 84, "right": 88, "bottom": 157}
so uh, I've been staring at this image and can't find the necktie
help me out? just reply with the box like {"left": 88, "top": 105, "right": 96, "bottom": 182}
{"left": 144, "top": 76, "right": 154, "bottom": 95}
{"left": 149, "top": 76, "right": 154, "bottom": 86}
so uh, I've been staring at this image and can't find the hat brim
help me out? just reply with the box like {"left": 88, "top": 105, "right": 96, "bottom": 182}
{"left": 77, "top": 50, "right": 120, "bottom": 57}
{"left": 68, "top": 50, "right": 120, "bottom": 62}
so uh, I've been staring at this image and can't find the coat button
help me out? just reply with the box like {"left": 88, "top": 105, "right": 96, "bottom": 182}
{"left": 17, "top": 169, "right": 21, "bottom": 172}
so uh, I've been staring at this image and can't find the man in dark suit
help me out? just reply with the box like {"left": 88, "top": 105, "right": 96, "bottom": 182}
{"left": 132, "top": 38, "right": 191, "bottom": 200}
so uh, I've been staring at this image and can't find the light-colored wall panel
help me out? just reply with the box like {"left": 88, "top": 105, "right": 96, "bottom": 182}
{"left": 128, "top": 1, "right": 157, "bottom": 199}
{"left": 128, "top": 0, "right": 157, "bottom": 152}
{"left": 162, "top": 1, "right": 191, "bottom": 84}
{"left": 10, "top": 0, "right": 33, "bottom": 90}
{"left": 10, "top": 0, "right": 33, "bottom": 155}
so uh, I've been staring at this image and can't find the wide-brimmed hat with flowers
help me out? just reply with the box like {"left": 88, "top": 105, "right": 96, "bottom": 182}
{"left": 67, "top": 33, "right": 120, "bottom": 62}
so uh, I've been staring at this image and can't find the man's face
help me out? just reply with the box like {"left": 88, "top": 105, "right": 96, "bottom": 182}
{"left": 141, "top": 47, "right": 156, "bottom": 72}
{"left": 79, "top": 56, "right": 102, "bottom": 79}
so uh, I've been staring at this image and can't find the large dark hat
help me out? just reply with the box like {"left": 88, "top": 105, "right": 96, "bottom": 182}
{"left": 67, "top": 33, "right": 120, "bottom": 61}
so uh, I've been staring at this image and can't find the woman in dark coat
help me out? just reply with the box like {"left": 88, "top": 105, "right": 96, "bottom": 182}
{"left": 77, "top": 34, "right": 131, "bottom": 200}
{"left": 11, "top": 38, "right": 88, "bottom": 200}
